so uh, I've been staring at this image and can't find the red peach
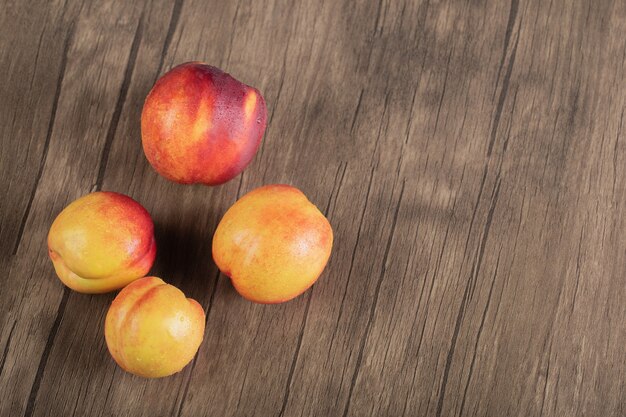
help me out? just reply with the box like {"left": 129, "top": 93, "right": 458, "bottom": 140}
{"left": 141, "top": 62, "right": 267, "bottom": 185}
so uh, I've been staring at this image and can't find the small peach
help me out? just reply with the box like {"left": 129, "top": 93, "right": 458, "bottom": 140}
{"left": 105, "top": 277, "right": 205, "bottom": 378}
{"left": 47, "top": 192, "right": 156, "bottom": 294}
{"left": 141, "top": 62, "right": 267, "bottom": 185}
{"left": 212, "top": 185, "right": 333, "bottom": 303}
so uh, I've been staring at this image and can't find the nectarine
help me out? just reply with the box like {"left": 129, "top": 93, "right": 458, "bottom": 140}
{"left": 47, "top": 192, "right": 156, "bottom": 293}
{"left": 105, "top": 277, "right": 205, "bottom": 378}
{"left": 212, "top": 185, "right": 333, "bottom": 303}
{"left": 141, "top": 62, "right": 267, "bottom": 185}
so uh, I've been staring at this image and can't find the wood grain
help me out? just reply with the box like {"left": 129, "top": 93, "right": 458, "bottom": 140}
{"left": 1, "top": 0, "right": 624, "bottom": 416}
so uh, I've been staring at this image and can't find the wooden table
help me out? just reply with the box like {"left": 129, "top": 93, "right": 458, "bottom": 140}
{"left": 1, "top": 0, "right": 624, "bottom": 416}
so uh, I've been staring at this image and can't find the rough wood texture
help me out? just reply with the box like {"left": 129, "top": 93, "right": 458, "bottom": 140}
{"left": 1, "top": 0, "right": 624, "bottom": 416}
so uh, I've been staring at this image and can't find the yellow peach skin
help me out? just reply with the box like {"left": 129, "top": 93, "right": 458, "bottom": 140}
{"left": 47, "top": 192, "right": 156, "bottom": 293}
{"left": 105, "top": 277, "right": 205, "bottom": 378}
{"left": 212, "top": 185, "right": 333, "bottom": 303}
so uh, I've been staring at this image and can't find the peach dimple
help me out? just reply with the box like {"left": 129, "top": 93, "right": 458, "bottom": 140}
{"left": 212, "top": 184, "right": 333, "bottom": 303}
{"left": 47, "top": 192, "right": 156, "bottom": 293}
{"left": 105, "top": 277, "right": 205, "bottom": 378}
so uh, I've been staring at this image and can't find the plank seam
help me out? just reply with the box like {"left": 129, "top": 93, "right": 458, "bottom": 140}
{"left": 24, "top": 287, "right": 70, "bottom": 417}
{"left": 350, "top": 89, "right": 365, "bottom": 135}
{"left": 155, "top": 0, "right": 185, "bottom": 78}
{"left": 458, "top": 249, "right": 502, "bottom": 417}
{"left": 12, "top": 24, "right": 75, "bottom": 255}
{"left": 95, "top": 12, "right": 145, "bottom": 191}
{"left": 434, "top": 178, "right": 502, "bottom": 417}
{"left": 175, "top": 268, "right": 221, "bottom": 417}
{"left": 0, "top": 321, "right": 17, "bottom": 378}
{"left": 277, "top": 162, "right": 346, "bottom": 417}
{"left": 342, "top": 180, "right": 405, "bottom": 417}
{"left": 493, "top": 0, "right": 519, "bottom": 100}
{"left": 277, "top": 291, "right": 314, "bottom": 417}
{"left": 487, "top": 8, "right": 521, "bottom": 157}
{"left": 326, "top": 165, "right": 376, "bottom": 359}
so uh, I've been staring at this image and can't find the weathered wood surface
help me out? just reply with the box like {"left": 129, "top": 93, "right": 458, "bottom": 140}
{"left": 1, "top": 0, "right": 625, "bottom": 416}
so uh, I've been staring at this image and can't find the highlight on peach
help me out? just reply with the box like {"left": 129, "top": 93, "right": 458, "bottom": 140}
{"left": 141, "top": 62, "right": 267, "bottom": 186}
{"left": 47, "top": 191, "right": 156, "bottom": 294}
{"left": 212, "top": 184, "right": 333, "bottom": 304}
{"left": 105, "top": 277, "right": 205, "bottom": 378}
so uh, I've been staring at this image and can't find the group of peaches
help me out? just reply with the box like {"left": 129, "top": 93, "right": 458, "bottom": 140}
{"left": 47, "top": 63, "right": 333, "bottom": 378}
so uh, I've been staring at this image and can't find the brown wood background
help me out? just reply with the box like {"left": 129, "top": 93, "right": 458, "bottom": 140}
{"left": 1, "top": 0, "right": 625, "bottom": 416}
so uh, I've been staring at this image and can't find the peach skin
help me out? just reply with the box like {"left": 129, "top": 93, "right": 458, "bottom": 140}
{"left": 105, "top": 277, "right": 205, "bottom": 378}
{"left": 47, "top": 192, "right": 156, "bottom": 294}
{"left": 212, "top": 185, "right": 333, "bottom": 303}
{"left": 141, "top": 62, "right": 267, "bottom": 185}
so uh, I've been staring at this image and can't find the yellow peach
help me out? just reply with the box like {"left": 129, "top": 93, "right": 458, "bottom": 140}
{"left": 104, "top": 277, "right": 205, "bottom": 378}
{"left": 47, "top": 192, "right": 156, "bottom": 293}
{"left": 212, "top": 185, "right": 333, "bottom": 303}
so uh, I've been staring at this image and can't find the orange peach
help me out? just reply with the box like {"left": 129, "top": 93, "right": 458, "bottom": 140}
{"left": 212, "top": 185, "right": 333, "bottom": 303}
{"left": 47, "top": 192, "right": 156, "bottom": 293}
{"left": 105, "top": 277, "right": 205, "bottom": 378}
{"left": 141, "top": 62, "right": 267, "bottom": 185}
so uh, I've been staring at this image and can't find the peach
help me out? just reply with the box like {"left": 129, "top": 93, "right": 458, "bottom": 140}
{"left": 141, "top": 62, "right": 267, "bottom": 185}
{"left": 212, "top": 185, "right": 333, "bottom": 303}
{"left": 105, "top": 277, "right": 205, "bottom": 378}
{"left": 47, "top": 192, "right": 156, "bottom": 294}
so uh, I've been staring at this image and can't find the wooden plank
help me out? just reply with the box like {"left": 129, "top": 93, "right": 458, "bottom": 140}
{"left": 0, "top": 0, "right": 624, "bottom": 416}
{"left": 0, "top": 0, "right": 73, "bottom": 259}
{"left": 0, "top": 0, "right": 149, "bottom": 415}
